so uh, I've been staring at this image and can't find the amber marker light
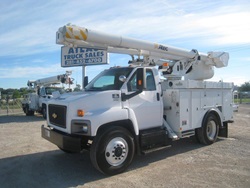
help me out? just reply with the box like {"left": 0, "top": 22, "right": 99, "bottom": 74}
{"left": 77, "top": 109, "right": 85, "bottom": 117}
{"left": 163, "top": 62, "right": 169, "bottom": 67}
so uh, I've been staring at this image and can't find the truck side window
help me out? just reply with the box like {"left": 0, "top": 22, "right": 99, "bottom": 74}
{"left": 146, "top": 69, "right": 156, "bottom": 91}
{"left": 127, "top": 72, "right": 137, "bottom": 92}
{"left": 40, "top": 87, "right": 45, "bottom": 96}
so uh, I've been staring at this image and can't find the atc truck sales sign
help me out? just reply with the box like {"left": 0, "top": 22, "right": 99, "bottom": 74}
{"left": 61, "top": 46, "right": 108, "bottom": 67}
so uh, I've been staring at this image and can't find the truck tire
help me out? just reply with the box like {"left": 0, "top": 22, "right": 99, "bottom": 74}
{"left": 42, "top": 105, "right": 46, "bottom": 119}
{"left": 90, "top": 126, "right": 135, "bottom": 175}
{"left": 197, "top": 113, "right": 219, "bottom": 145}
{"left": 25, "top": 105, "right": 34, "bottom": 116}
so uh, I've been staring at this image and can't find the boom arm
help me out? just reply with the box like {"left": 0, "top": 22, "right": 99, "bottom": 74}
{"left": 27, "top": 71, "right": 73, "bottom": 88}
{"left": 56, "top": 24, "right": 229, "bottom": 80}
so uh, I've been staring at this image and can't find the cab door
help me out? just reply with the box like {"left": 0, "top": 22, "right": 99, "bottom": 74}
{"left": 123, "top": 68, "right": 163, "bottom": 130}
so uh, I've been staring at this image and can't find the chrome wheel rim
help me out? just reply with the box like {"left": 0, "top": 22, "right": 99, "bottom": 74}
{"left": 105, "top": 137, "right": 128, "bottom": 166}
{"left": 207, "top": 120, "right": 217, "bottom": 141}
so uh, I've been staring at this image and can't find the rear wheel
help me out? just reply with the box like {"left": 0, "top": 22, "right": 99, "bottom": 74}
{"left": 25, "top": 105, "right": 34, "bottom": 116}
{"left": 90, "top": 126, "right": 135, "bottom": 175}
{"left": 197, "top": 113, "right": 219, "bottom": 145}
{"left": 42, "top": 105, "right": 46, "bottom": 119}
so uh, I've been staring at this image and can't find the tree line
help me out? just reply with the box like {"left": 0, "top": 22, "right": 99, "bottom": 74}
{"left": 0, "top": 84, "right": 82, "bottom": 100}
{"left": 0, "top": 88, "right": 29, "bottom": 99}
{"left": 0, "top": 82, "right": 249, "bottom": 100}
{"left": 237, "top": 82, "right": 250, "bottom": 92}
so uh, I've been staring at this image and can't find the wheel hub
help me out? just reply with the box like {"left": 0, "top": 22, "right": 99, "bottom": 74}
{"left": 207, "top": 120, "right": 216, "bottom": 141}
{"left": 114, "top": 146, "right": 123, "bottom": 157}
{"left": 105, "top": 137, "right": 128, "bottom": 166}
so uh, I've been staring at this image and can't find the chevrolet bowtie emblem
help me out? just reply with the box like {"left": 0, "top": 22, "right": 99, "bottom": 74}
{"left": 52, "top": 113, "right": 58, "bottom": 119}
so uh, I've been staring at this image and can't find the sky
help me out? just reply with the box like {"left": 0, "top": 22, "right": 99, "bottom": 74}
{"left": 0, "top": 0, "right": 250, "bottom": 89}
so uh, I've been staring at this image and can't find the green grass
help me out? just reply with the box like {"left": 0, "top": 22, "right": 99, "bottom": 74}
{"left": 234, "top": 98, "right": 250, "bottom": 103}
{"left": 0, "top": 101, "right": 23, "bottom": 110}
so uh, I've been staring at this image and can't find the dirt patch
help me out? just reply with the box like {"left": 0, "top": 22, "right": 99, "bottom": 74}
{"left": 0, "top": 105, "right": 249, "bottom": 187}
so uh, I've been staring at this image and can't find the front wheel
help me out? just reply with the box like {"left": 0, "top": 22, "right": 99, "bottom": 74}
{"left": 42, "top": 105, "right": 46, "bottom": 119}
{"left": 197, "top": 113, "right": 219, "bottom": 145}
{"left": 90, "top": 126, "right": 135, "bottom": 175}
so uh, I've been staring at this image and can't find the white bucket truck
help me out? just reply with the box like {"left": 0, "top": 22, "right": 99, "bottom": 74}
{"left": 42, "top": 24, "right": 234, "bottom": 175}
{"left": 22, "top": 71, "right": 73, "bottom": 118}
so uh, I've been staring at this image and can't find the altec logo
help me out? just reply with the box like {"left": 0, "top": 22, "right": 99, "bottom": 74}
{"left": 154, "top": 43, "right": 169, "bottom": 51}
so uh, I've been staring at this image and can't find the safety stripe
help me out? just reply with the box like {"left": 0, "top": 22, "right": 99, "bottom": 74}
{"left": 65, "top": 26, "right": 74, "bottom": 39}
{"left": 80, "top": 30, "right": 87, "bottom": 41}
{"left": 75, "top": 36, "right": 80, "bottom": 40}
{"left": 64, "top": 26, "right": 88, "bottom": 41}
{"left": 68, "top": 27, "right": 73, "bottom": 33}
{"left": 65, "top": 32, "right": 71, "bottom": 38}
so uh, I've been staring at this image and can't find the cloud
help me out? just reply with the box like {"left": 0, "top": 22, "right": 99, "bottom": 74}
{"left": 0, "top": 63, "right": 65, "bottom": 78}
{"left": 1, "top": 0, "right": 250, "bottom": 58}
{"left": 0, "top": 0, "right": 250, "bottom": 89}
{"left": 78, "top": 0, "right": 250, "bottom": 45}
{"left": 194, "top": 12, "right": 250, "bottom": 45}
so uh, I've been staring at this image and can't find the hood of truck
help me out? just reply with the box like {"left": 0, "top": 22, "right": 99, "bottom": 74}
{"left": 53, "top": 91, "right": 91, "bottom": 102}
{"left": 49, "top": 90, "right": 122, "bottom": 108}
{"left": 47, "top": 90, "right": 123, "bottom": 132}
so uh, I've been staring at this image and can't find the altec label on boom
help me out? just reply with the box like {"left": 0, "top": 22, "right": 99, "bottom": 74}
{"left": 61, "top": 46, "right": 108, "bottom": 67}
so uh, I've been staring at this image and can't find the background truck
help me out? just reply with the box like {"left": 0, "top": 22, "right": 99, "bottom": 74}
{"left": 42, "top": 24, "right": 234, "bottom": 175}
{"left": 22, "top": 71, "right": 73, "bottom": 118}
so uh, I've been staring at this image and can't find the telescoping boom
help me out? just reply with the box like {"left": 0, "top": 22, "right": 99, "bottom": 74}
{"left": 23, "top": 71, "right": 73, "bottom": 119}
{"left": 27, "top": 71, "right": 73, "bottom": 88}
{"left": 56, "top": 24, "right": 229, "bottom": 80}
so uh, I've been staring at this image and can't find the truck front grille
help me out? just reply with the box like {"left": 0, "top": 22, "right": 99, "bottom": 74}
{"left": 48, "top": 104, "right": 67, "bottom": 128}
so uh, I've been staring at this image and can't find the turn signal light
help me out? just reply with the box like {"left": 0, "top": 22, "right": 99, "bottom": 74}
{"left": 77, "top": 110, "right": 85, "bottom": 117}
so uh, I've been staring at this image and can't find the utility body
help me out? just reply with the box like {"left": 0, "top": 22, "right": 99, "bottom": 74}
{"left": 22, "top": 71, "right": 73, "bottom": 118}
{"left": 42, "top": 24, "right": 234, "bottom": 175}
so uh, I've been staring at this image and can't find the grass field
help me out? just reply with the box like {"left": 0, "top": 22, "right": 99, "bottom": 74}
{"left": 234, "top": 98, "right": 250, "bottom": 103}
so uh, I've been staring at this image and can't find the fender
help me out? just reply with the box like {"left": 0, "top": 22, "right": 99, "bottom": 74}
{"left": 91, "top": 107, "right": 139, "bottom": 136}
{"left": 124, "top": 107, "right": 139, "bottom": 135}
{"left": 203, "top": 107, "right": 223, "bottom": 127}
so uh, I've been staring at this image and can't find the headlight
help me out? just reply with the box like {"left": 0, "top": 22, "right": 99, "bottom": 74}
{"left": 71, "top": 120, "right": 91, "bottom": 135}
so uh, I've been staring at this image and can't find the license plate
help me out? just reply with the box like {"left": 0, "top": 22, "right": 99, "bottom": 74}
{"left": 45, "top": 129, "right": 51, "bottom": 138}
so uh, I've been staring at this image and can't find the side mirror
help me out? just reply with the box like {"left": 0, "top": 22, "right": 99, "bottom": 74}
{"left": 119, "top": 75, "right": 127, "bottom": 82}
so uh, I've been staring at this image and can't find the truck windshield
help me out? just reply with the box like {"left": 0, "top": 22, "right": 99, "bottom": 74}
{"left": 85, "top": 67, "right": 133, "bottom": 91}
{"left": 45, "top": 87, "right": 65, "bottom": 95}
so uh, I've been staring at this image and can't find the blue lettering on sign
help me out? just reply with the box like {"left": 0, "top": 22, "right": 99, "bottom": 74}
{"left": 68, "top": 48, "right": 74, "bottom": 54}
{"left": 65, "top": 57, "right": 103, "bottom": 65}
{"left": 67, "top": 47, "right": 100, "bottom": 54}
{"left": 62, "top": 47, "right": 107, "bottom": 67}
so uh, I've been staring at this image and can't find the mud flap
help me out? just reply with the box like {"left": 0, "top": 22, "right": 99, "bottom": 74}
{"left": 218, "top": 122, "right": 228, "bottom": 138}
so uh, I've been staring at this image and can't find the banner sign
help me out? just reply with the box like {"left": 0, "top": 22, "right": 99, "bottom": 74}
{"left": 61, "top": 46, "right": 108, "bottom": 67}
